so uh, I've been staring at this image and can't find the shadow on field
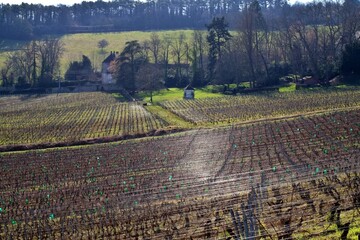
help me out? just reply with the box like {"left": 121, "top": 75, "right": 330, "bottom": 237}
{"left": 0, "top": 126, "right": 185, "bottom": 153}
{"left": 19, "top": 94, "right": 47, "bottom": 101}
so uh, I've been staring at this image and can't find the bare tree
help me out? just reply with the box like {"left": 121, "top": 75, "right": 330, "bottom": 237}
{"left": 4, "top": 41, "right": 37, "bottom": 87}
{"left": 136, "top": 64, "right": 163, "bottom": 103}
{"left": 319, "top": 1, "right": 342, "bottom": 80}
{"left": 159, "top": 34, "right": 172, "bottom": 81}
{"left": 3, "top": 39, "right": 64, "bottom": 87}
{"left": 171, "top": 31, "right": 187, "bottom": 81}
{"left": 148, "top": 32, "right": 162, "bottom": 64}
{"left": 291, "top": 4, "right": 322, "bottom": 80}
{"left": 191, "top": 30, "right": 207, "bottom": 87}
{"left": 142, "top": 40, "right": 151, "bottom": 60}
{"left": 0, "top": 62, "right": 13, "bottom": 87}
{"left": 239, "top": 1, "right": 267, "bottom": 88}
{"left": 37, "top": 38, "right": 65, "bottom": 86}
{"left": 341, "top": 0, "right": 360, "bottom": 45}
{"left": 277, "top": 7, "right": 307, "bottom": 78}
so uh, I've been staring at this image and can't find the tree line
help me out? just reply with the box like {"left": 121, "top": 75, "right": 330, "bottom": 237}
{"left": 109, "top": 0, "right": 360, "bottom": 96}
{"left": 0, "top": 0, "right": 246, "bottom": 40}
{"left": 0, "top": 0, "right": 358, "bottom": 40}
{"left": 1, "top": 39, "right": 64, "bottom": 88}
{"left": 1, "top": 0, "right": 359, "bottom": 93}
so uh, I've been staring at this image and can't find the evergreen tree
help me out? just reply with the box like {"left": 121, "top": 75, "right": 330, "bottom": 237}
{"left": 341, "top": 40, "right": 360, "bottom": 83}
{"left": 114, "top": 40, "right": 147, "bottom": 92}
{"left": 65, "top": 55, "right": 93, "bottom": 81}
{"left": 206, "top": 16, "right": 232, "bottom": 83}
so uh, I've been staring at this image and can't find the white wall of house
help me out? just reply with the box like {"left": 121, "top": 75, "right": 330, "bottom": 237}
{"left": 101, "top": 72, "right": 115, "bottom": 84}
{"left": 101, "top": 62, "right": 116, "bottom": 84}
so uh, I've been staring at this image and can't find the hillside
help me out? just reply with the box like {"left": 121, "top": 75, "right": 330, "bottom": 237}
{"left": 1, "top": 107, "right": 359, "bottom": 239}
{"left": 0, "top": 30, "right": 196, "bottom": 77}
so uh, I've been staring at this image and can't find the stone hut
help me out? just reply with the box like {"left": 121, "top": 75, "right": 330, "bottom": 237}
{"left": 184, "top": 85, "right": 195, "bottom": 99}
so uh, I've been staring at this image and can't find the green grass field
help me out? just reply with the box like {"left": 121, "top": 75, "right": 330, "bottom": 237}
{"left": 0, "top": 30, "right": 197, "bottom": 76}
{"left": 158, "top": 87, "right": 360, "bottom": 124}
{"left": 279, "top": 82, "right": 296, "bottom": 92}
{"left": 139, "top": 87, "right": 222, "bottom": 103}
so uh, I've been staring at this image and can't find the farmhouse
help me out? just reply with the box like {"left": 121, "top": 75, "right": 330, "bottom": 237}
{"left": 101, "top": 51, "right": 117, "bottom": 84}
{"left": 184, "top": 85, "right": 195, "bottom": 99}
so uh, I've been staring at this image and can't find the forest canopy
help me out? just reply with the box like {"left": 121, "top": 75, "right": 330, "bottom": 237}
{"left": 0, "top": 0, "right": 358, "bottom": 40}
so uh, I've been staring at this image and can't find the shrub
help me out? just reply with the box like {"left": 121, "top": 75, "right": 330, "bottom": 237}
{"left": 341, "top": 40, "right": 360, "bottom": 84}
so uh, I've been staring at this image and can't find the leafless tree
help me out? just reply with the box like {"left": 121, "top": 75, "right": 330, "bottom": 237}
{"left": 171, "top": 32, "right": 187, "bottom": 80}
{"left": 38, "top": 38, "right": 65, "bottom": 86}
{"left": 0, "top": 61, "right": 13, "bottom": 87}
{"left": 159, "top": 34, "right": 172, "bottom": 80}
{"left": 238, "top": 1, "right": 267, "bottom": 88}
{"left": 190, "top": 30, "right": 207, "bottom": 86}
{"left": 5, "top": 41, "right": 37, "bottom": 86}
{"left": 148, "top": 32, "right": 162, "bottom": 64}
{"left": 136, "top": 63, "right": 164, "bottom": 103}
{"left": 341, "top": 0, "right": 360, "bottom": 45}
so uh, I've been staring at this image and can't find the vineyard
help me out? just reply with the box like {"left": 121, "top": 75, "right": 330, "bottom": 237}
{"left": 0, "top": 109, "right": 359, "bottom": 239}
{"left": 0, "top": 92, "right": 167, "bottom": 146}
{"left": 160, "top": 88, "right": 360, "bottom": 124}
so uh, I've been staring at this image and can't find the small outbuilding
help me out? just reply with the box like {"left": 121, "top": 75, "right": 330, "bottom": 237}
{"left": 184, "top": 85, "right": 195, "bottom": 99}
